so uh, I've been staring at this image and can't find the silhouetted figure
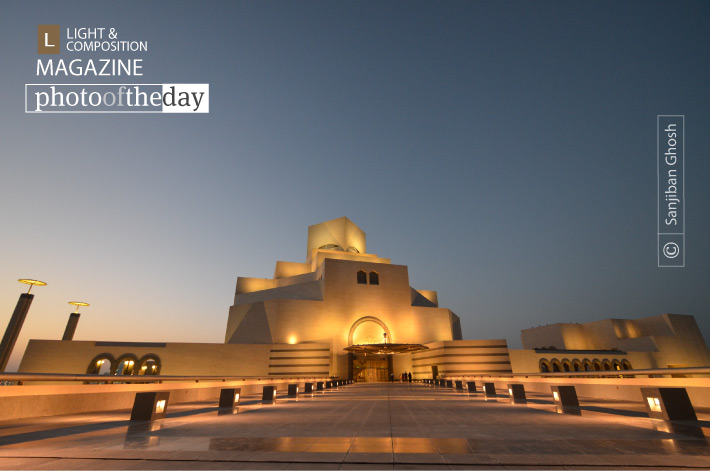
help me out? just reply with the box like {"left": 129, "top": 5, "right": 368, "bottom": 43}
{"left": 408, "top": 372, "right": 412, "bottom": 383}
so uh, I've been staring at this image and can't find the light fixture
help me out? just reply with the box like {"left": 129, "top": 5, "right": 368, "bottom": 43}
{"left": 18, "top": 279, "right": 47, "bottom": 294}
{"left": 155, "top": 400, "right": 166, "bottom": 413}
{"left": 68, "top": 301, "right": 89, "bottom": 313}
{"left": 63, "top": 301, "right": 89, "bottom": 341}
{"left": 647, "top": 397, "right": 662, "bottom": 412}
{"left": 1, "top": 279, "right": 47, "bottom": 371}
{"left": 553, "top": 391, "right": 559, "bottom": 401}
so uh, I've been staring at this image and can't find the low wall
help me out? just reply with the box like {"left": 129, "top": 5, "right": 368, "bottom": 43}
{"left": 441, "top": 374, "right": 710, "bottom": 407}
{"left": 0, "top": 377, "right": 328, "bottom": 421}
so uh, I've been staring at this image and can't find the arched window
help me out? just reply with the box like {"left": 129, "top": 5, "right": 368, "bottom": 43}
{"left": 593, "top": 360, "right": 602, "bottom": 371}
{"left": 319, "top": 244, "right": 343, "bottom": 251}
{"left": 612, "top": 360, "right": 622, "bottom": 371}
{"left": 539, "top": 359, "right": 551, "bottom": 373}
{"left": 602, "top": 360, "right": 612, "bottom": 371}
{"left": 572, "top": 360, "right": 582, "bottom": 372}
{"left": 87, "top": 356, "right": 112, "bottom": 375}
{"left": 583, "top": 360, "right": 592, "bottom": 371}
{"left": 621, "top": 360, "right": 632, "bottom": 370}
{"left": 369, "top": 271, "right": 379, "bottom": 285}
{"left": 138, "top": 356, "right": 161, "bottom": 376}
{"left": 551, "top": 360, "right": 561, "bottom": 372}
{"left": 562, "top": 361, "right": 571, "bottom": 372}
{"left": 357, "top": 270, "right": 367, "bottom": 284}
{"left": 346, "top": 246, "right": 359, "bottom": 253}
{"left": 115, "top": 355, "right": 138, "bottom": 375}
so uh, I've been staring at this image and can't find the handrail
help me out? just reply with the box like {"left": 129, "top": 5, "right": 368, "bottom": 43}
{"left": 441, "top": 366, "right": 710, "bottom": 378}
{"left": 0, "top": 372, "right": 330, "bottom": 384}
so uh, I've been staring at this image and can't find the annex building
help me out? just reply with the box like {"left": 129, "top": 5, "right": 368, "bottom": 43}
{"left": 17, "top": 217, "right": 710, "bottom": 379}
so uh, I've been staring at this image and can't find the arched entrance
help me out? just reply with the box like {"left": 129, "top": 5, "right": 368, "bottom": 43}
{"left": 348, "top": 316, "right": 390, "bottom": 346}
{"left": 348, "top": 317, "right": 392, "bottom": 383}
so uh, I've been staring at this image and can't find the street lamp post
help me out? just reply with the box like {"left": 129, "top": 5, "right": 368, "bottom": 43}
{"left": 63, "top": 302, "right": 89, "bottom": 341}
{"left": 0, "top": 279, "right": 47, "bottom": 372}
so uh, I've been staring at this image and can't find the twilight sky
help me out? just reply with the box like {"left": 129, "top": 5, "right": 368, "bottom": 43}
{"left": 1, "top": 1, "right": 709, "bottom": 371}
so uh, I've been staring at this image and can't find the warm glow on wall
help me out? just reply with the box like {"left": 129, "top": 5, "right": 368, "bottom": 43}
{"left": 351, "top": 321, "right": 384, "bottom": 345}
{"left": 288, "top": 336, "right": 297, "bottom": 344}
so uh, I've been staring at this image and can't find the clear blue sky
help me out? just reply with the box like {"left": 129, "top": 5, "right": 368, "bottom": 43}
{"left": 1, "top": 1, "right": 709, "bottom": 371}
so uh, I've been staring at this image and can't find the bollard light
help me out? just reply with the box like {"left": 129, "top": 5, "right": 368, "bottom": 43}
{"left": 507, "top": 384, "right": 527, "bottom": 404}
{"left": 550, "top": 386, "right": 580, "bottom": 413}
{"left": 131, "top": 392, "right": 170, "bottom": 421}
{"left": 483, "top": 382, "right": 496, "bottom": 396}
{"left": 262, "top": 386, "right": 277, "bottom": 403}
{"left": 647, "top": 397, "right": 661, "bottom": 412}
{"left": 641, "top": 387, "right": 697, "bottom": 421}
{"left": 219, "top": 388, "right": 241, "bottom": 408}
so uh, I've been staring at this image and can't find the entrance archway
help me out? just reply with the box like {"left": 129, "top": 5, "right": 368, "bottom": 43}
{"left": 348, "top": 316, "right": 390, "bottom": 346}
{"left": 347, "top": 316, "right": 392, "bottom": 383}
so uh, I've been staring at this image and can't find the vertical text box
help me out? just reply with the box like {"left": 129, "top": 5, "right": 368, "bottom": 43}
{"left": 657, "top": 115, "right": 684, "bottom": 267}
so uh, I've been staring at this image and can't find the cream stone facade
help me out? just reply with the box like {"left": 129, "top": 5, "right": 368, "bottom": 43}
{"left": 509, "top": 314, "right": 710, "bottom": 374}
{"left": 224, "top": 217, "right": 471, "bottom": 379}
{"left": 16, "top": 217, "right": 709, "bottom": 380}
{"left": 19, "top": 217, "right": 505, "bottom": 380}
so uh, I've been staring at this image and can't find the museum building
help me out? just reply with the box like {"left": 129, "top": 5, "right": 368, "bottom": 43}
{"left": 19, "top": 217, "right": 512, "bottom": 380}
{"left": 17, "top": 217, "right": 710, "bottom": 379}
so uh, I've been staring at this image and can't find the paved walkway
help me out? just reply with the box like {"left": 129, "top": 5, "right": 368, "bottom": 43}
{"left": 0, "top": 383, "right": 709, "bottom": 469}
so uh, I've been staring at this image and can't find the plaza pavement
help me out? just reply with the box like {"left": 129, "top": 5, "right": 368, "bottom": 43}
{"left": 0, "top": 382, "right": 709, "bottom": 469}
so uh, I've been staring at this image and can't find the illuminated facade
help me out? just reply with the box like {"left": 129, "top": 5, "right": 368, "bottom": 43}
{"left": 224, "top": 217, "right": 509, "bottom": 380}
{"left": 18, "top": 217, "right": 512, "bottom": 380}
{"left": 16, "top": 217, "right": 708, "bottom": 380}
{"left": 509, "top": 313, "right": 710, "bottom": 374}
